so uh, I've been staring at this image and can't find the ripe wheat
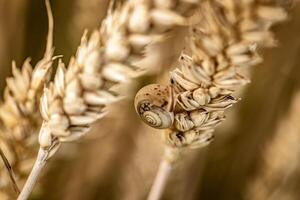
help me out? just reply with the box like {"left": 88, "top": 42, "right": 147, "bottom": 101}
{"left": 17, "top": 0, "right": 205, "bottom": 199}
{"left": 134, "top": 0, "right": 287, "bottom": 199}
{"left": 0, "top": 0, "right": 54, "bottom": 198}
{"left": 38, "top": 0, "right": 206, "bottom": 159}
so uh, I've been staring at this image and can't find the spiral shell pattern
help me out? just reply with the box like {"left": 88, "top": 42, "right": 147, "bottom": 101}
{"left": 138, "top": 102, "right": 174, "bottom": 129}
{"left": 134, "top": 84, "right": 174, "bottom": 129}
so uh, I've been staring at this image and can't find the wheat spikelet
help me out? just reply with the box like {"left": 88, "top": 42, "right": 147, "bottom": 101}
{"left": 134, "top": 0, "right": 287, "bottom": 199}
{"left": 18, "top": 0, "right": 206, "bottom": 199}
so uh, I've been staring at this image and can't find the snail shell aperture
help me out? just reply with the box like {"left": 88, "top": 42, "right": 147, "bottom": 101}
{"left": 134, "top": 84, "right": 174, "bottom": 129}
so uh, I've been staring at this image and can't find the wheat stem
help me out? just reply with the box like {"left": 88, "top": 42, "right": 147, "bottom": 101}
{"left": 45, "top": 0, "right": 54, "bottom": 59}
{"left": 148, "top": 159, "right": 172, "bottom": 200}
{"left": 0, "top": 147, "right": 20, "bottom": 194}
{"left": 148, "top": 148, "right": 179, "bottom": 200}
{"left": 17, "top": 148, "right": 48, "bottom": 200}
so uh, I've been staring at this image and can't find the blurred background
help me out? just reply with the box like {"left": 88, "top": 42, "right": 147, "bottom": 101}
{"left": 0, "top": 0, "right": 300, "bottom": 199}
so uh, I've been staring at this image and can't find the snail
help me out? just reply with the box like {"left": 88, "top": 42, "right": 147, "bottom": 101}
{"left": 134, "top": 84, "right": 175, "bottom": 129}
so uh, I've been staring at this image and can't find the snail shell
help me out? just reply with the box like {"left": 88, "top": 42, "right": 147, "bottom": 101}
{"left": 134, "top": 84, "right": 174, "bottom": 129}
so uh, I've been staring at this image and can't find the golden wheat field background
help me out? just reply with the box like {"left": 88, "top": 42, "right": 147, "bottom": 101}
{"left": 0, "top": 0, "right": 299, "bottom": 200}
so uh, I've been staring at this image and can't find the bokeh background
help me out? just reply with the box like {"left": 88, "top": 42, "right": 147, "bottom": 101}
{"left": 0, "top": 0, "right": 300, "bottom": 199}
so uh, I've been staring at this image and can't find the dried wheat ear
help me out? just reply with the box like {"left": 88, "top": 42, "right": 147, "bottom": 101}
{"left": 16, "top": 0, "right": 204, "bottom": 199}
{"left": 38, "top": 0, "right": 205, "bottom": 152}
{"left": 0, "top": 1, "right": 54, "bottom": 197}
{"left": 0, "top": 0, "right": 202, "bottom": 198}
{"left": 135, "top": 0, "right": 287, "bottom": 150}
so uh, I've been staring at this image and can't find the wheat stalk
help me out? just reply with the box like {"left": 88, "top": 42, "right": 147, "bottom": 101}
{"left": 0, "top": 0, "right": 54, "bottom": 198}
{"left": 134, "top": 0, "right": 287, "bottom": 199}
{"left": 0, "top": 147, "right": 19, "bottom": 195}
{"left": 17, "top": 0, "right": 206, "bottom": 199}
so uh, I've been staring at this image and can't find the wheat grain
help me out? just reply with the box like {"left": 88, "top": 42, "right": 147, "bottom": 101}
{"left": 18, "top": 0, "right": 205, "bottom": 199}
{"left": 134, "top": 0, "right": 287, "bottom": 199}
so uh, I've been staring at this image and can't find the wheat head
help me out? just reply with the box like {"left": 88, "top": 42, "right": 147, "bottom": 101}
{"left": 37, "top": 0, "right": 205, "bottom": 153}
{"left": 133, "top": 1, "right": 288, "bottom": 199}
{"left": 0, "top": 0, "right": 55, "bottom": 198}
{"left": 17, "top": 0, "right": 205, "bottom": 199}
{"left": 135, "top": 0, "right": 287, "bottom": 150}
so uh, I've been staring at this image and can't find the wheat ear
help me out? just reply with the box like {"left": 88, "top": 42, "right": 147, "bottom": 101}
{"left": 17, "top": 0, "right": 206, "bottom": 199}
{"left": 134, "top": 0, "right": 287, "bottom": 199}
{"left": 0, "top": 0, "right": 54, "bottom": 198}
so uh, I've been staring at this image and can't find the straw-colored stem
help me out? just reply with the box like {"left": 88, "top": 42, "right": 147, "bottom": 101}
{"left": 0, "top": 147, "right": 20, "bottom": 194}
{"left": 17, "top": 148, "right": 48, "bottom": 200}
{"left": 148, "top": 148, "right": 179, "bottom": 200}
{"left": 148, "top": 159, "right": 173, "bottom": 200}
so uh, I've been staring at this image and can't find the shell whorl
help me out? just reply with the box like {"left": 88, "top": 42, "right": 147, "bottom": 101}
{"left": 134, "top": 84, "right": 174, "bottom": 129}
